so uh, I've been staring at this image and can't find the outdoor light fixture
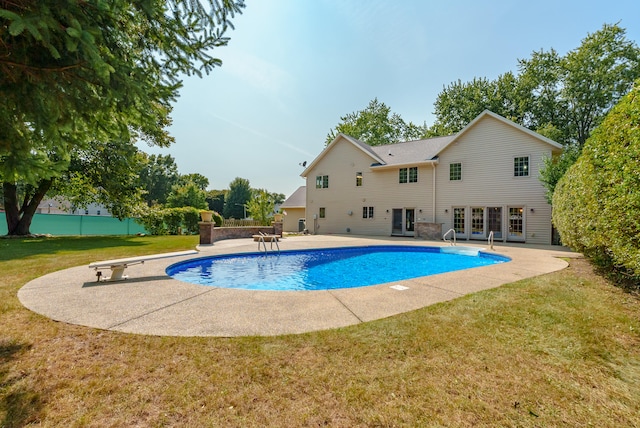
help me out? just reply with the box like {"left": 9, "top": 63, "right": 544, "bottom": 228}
{"left": 530, "top": 208, "right": 535, "bottom": 213}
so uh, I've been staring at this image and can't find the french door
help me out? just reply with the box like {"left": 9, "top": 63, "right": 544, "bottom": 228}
{"left": 488, "top": 207, "right": 502, "bottom": 239}
{"left": 471, "top": 207, "right": 484, "bottom": 239}
{"left": 458, "top": 206, "right": 508, "bottom": 241}
{"left": 391, "top": 208, "right": 415, "bottom": 236}
{"left": 508, "top": 207, "right": 525, "bottom": 241}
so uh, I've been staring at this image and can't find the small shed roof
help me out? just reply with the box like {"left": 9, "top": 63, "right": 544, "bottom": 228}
{"left": 280, "top": 186, "right": 306, "bottom": 208}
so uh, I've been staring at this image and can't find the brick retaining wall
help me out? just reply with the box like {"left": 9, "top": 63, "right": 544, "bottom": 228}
{"left": 199, "top": 222, "right": 283, "bottom": 245}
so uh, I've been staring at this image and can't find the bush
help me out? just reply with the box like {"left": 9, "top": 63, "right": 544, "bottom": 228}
{"left": 136, "top": 208, "right": 168, "bottom": 235}
{"left": 163, "top": 208, "right": 183, "bottom": 235}
{"left": 553, "top": 82, "right": 640, "bottom": 279}
{"left": 211, "top": 210, "right": 223, "bottom": 227}
{"left": 182, "top": 207, "right": 201, "bottom": 234}
{"left": 136, "top": 206, "right": 211, "bottom": 235}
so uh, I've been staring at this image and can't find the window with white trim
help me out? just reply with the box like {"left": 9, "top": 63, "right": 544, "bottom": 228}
{"left": 450, "top": 162, "right": 462, "bottom": 181}
{"left": 399, "top": 167, "right": 418, "bottom": 183}
{"left": 362, "top": 206, "right": 374, "bottom": 219}
{"left": 316, "top": 175, "right": 329, "bottom": 188}
{"left": 514, "top": 156, "right": 529, "bottom": 177}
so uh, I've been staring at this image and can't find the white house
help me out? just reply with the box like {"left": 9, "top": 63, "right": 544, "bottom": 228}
{"left": 36, "top": 198, "right": 112, "bottom": 216}
{"left": 301, "top": 110, "right": 563, "bottom": 245}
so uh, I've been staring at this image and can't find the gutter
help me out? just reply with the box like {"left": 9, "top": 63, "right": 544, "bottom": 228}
{"left": 369, "top": 159, "right": 438, "bottom": 170}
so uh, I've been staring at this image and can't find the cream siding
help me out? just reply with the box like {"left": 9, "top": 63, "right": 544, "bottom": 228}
{"left": 282, "top": 208, "right": 306, "bottom": 232}
{"left": 306, "top": 136, "right": 433, "bottom": 236}
{"left": 304, "top": 112, "right": 560, "bottom": 245}
{"left": 435, "top": 115, "right": 554, "bottom": 244}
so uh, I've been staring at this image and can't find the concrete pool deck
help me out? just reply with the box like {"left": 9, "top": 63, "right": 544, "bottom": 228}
{"left": 18, "top": 235, "right": 579, "bottom": 337}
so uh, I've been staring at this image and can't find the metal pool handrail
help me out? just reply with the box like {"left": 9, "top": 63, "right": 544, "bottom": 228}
{"left": 443, "top": 228, "right": 456, "bottom": 246}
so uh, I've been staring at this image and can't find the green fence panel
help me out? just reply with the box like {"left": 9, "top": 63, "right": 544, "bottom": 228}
{"left": 0, "top": 213, "right": 148, "bottom": 236}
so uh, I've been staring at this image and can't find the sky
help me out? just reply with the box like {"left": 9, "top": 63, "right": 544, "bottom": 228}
{"left": 140, "top": 0, "right": 640, "bottom": 199}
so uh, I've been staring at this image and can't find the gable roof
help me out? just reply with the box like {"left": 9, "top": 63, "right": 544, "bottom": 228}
{"left": 301, "top": 134, "right": 385, "bottom": 177}
{"left": 280, "top": 186, "right": 306, "bottom": 208}
{"left": 368, "top": 135, "right": 454, "bottom": 169}
{"left": 301, "top": 110, "right": 562, "bottom": 177}
{"left": 444, "top": 110, "right": 564, "bottom": 152}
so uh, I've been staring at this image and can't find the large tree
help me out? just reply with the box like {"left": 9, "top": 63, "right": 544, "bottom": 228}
{"left": 429, "top": 23, "right": 640, "bottom": 201}
{"left": 205, "top": 189, "right": 226, "bottom": 214}
{"left": 178, "top": 173, "right": 209, "bottom": 191}
{"left": 519, "top": 23, "right": 640, "bottom": 147}
{"left": 166, "top": 182, "right": 207, "bottom": 210}
{"left": 246, "top": 189, "right": 275, "bottom": 225}
{"left": 137, "top": 154, "right": 180, "bottom": 206}
{"left": 0, "top": 0, "right": 244, "bottom": 235}
{"left": 53, "top": 140, "right": 147, "bottom": 219}
{"left": 429, "top": 73, "right": 523, "bottom": 136}
{"left": 431, "top": 24, "right": 639, "bottom": 146}
{"left": 326, "top": 98, "right": 428, "bottom": 146}
{"left": 223, "top": 177, "right": 251, "bottom": 219}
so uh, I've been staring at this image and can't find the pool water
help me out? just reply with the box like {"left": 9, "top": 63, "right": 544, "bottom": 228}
{"left": 167, "top": 245, "right": 510, "bottom": 291}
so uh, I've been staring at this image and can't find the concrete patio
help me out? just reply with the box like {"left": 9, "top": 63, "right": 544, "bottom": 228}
{"left": 18, "top": 235, "right": 578, "bottom": 337}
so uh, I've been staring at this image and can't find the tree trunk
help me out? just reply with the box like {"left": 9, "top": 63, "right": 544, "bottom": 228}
{"left": 2, "top": 179, "right": 53, "bottom": 236}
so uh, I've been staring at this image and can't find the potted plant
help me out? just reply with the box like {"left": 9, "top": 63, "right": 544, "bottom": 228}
{"left": 200, "top": 210, "right": 214, "bottom": 222}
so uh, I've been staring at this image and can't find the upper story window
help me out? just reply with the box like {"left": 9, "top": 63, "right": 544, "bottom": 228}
{"left": 356, "top": 172, "right": 363, "bottom": 187}
{"left": 399, "top": 167, "right": 418, "bottom": 183}
{"left": 450, "top": 163, "right": 462, "bottom": 181}
{"left": 409, "top": 167, "right": 417, "bottom": 182}
{"left": 316, "top": 175, "right": 329, "bottom": 188}
{"left": 514, "top": 156, "right": 529, "bottom": 177}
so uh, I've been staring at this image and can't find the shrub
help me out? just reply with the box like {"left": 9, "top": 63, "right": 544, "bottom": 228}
{"left": 181, "top": 207, "right": 201, "bottom": 234}
{"left": 136, "top": 206, "right": 209, "bottom": 235}
{"left": 136, "top": 208, "right": 168, "bottom": 235}
{"left": 211, "top": 211, "right": 223, "bottom": 227}
{"left": 163, "top": 208, "right": 183, "bottom": 235}
{"left": 553, "top": 82, "right": 640, "bottom": 279}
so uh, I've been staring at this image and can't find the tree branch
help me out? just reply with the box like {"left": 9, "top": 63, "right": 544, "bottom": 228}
{"left": 0, "top": 59, "right": 86, "bottom": 73}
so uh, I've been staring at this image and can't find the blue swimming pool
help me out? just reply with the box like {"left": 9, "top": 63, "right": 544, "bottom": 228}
{"left": 167, "top": 245, "right": 510, "bottom": 291}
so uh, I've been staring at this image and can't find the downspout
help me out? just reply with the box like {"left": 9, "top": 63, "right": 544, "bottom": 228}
{"left": 432, "top": 162, "right": 437, "bottom": 223}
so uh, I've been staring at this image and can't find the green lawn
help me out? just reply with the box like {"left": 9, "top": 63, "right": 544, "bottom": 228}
{"left": 1, "top": 236, "right": 639, "bottom": 427}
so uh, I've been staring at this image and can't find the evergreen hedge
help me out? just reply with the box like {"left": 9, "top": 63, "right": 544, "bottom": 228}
{"left": 553, "top": 82, "right": 640, "bottom": 279}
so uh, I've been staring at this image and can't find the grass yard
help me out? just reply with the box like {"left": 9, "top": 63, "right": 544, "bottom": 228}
{"left": 1, "top": 236, "right": 639, "bottom": 427}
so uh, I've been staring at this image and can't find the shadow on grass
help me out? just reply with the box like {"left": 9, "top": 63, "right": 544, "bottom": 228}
{"left": 0, "top": 236, "right": 151, "bottom": 262}
{"left": 0, "top": 341, "right": 41, "bottom": 428}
